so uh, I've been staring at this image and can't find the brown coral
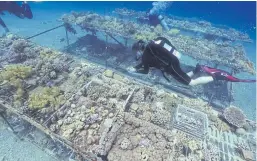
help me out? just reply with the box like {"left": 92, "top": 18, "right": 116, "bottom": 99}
{"left": 223, "top": 106, "right": 246, "bottom": 128}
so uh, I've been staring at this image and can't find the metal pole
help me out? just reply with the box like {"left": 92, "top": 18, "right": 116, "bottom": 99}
{"left": 228, "top": 69, "right": 234, "bottom": 106}
{"left": 65, "top": 28, "right": 70, "bottom": 46}
{"left": 26, "top": 24, "right": 65, "bottom": 40}
{"left": 124, "top": 38, "right": 128, "bottom": 47}
{"left": 208, "top": 63, "right": 219, "bottom": 106}
{"left": 105, "top": 32, "right": 125, "bottom": 49}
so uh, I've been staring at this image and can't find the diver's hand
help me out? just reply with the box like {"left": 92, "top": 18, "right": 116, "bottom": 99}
{"left": 127, "top": 66, "right": 136, "bottom": 73}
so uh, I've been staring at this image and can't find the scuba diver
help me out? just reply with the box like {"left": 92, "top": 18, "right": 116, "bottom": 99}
{"left": 137, "top": 1, "right": 170, "bottom": 31}
{"left": 131, "top": 37, "right": 256, "bottom": 86}
{"left": 147, "top": 11, "right": 169, "bottom": 31}
{"left": 0, "top": 1, "right": 33, "bottom": 36}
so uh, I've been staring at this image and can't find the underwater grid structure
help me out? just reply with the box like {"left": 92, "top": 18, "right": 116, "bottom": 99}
{"left": 173, "top": 104, "right": 209, "bottom": 139}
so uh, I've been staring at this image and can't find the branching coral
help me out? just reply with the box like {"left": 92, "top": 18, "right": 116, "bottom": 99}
{"left": 0, "top": 65, "right": 32, "bottom": 83}
{"left": 0, "top": 65, "right": 32, "bottom": 104}
{"left": 28, "top": 87, "right": 65, "bottom": 110}
{"left": 223, "top": 106, "right": 246, "bottom": 128}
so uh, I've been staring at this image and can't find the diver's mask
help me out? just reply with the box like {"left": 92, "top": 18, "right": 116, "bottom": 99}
{"left": 136, "top": 51, "right": 143, "bottom": 60}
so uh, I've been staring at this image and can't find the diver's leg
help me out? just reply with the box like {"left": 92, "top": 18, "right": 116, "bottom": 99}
{"left": 0, "top": 17, "right": 9, "bottom": 36}
{"left": 189, "top": 76, "right": 214, "bottom": 86}
{"left": 169, "top": 60, "right": 192, "bottom": 85}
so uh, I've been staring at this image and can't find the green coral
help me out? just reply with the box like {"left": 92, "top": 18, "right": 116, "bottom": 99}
{"left": 168, "top": 28, "right": 180, "bottom": 35}
{"left": 134, "top": 31, "right": 157, "bottom": 41}
{"left": 0, "top": 65, "right": 32, "bottom": 105}
{"left": 39, "top": 48, "right": 59, "bottom": 60}
{"left": 28, "top": 87, "right": 65, "bottom": 110}
{"left": 0, "top": 65, "right": 32, "bottom": 84}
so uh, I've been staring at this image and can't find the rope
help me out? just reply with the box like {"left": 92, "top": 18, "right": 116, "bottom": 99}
{"left": 26, "top": 24, "right": 65, "bottom": 40}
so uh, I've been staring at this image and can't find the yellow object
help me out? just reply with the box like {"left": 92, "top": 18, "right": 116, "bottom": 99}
{"left": 28, "top": 87, "right": 65, "bottom": 110}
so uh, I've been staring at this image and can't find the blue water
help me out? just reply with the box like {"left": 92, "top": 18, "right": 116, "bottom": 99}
{"left": 29, "top": 1, "right": 256, "bottom": 39}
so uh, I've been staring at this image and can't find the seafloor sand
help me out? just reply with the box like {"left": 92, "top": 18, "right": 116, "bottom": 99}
{"left": 0, "top": 117, "right": 57, "bottom": 161}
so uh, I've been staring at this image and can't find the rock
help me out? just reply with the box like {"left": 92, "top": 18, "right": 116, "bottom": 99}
{"left": 243, "top": 123, "right": 251, "bottom": 132}
{"left": 84, "top": 125, "right": 89, "bottom": 129}
{"left": 25, "top": 79, "right": 37, "bottom": 87}
{"left": 148, "top": 133, "right": 157, "bottom": 143}
{"left": 70, "top": 112, "right": 75, "bottom": 117}
{"left": 77, "top": 71, "right": 82, "bottom": 76}
{"left": 141, "top": 153, "right": 149, "bottom": 161}
{"left": 113, "top": 73, "right": 124, "bottom": 82}
{"left": 130, "top": 103, "right": 139, "bottom": 111}
{"left": 130, "top": 135, "right": 141, "bottom": 147}
{"left": 50, "top": 71, "right": 57, "bottom": 79}
{"left": 102, "top": 110, "right": 109, "bottom": 117}
{"left": 104, "top": 69, "right": 113, "bottom": 78}
{"left": 91, "top": 123, "right": 98, "bottom": 129}
{"left": 63, "top": 128, "right": 74, "bottom": 139}
{"left": 139, "top": 138, "right": 151, "bottom": 147}
{"left": 74, "top": 115, "right": 80, "bottom": 120}
{"left": 156, "top": 133, "right": 162, "bottom": 139}
{"left": 155, "top": 102, "right": 164, "bottom": 109}
{"left": 80, "top": 116, "right": 86, "bottom": 122}
{"left": 108, "top": 113, "right": 114, "bottom": 118}
{"left": 57, "top": 120, "right": 63, "bottom": 126}
{"left": 71, "top": 104, "right": 76, "bottom": 108}
{"left": 67, "top": 110, "right": 72, "bottom": 115}
{"left": 81, "top": 105, "right": 86, "bottom": 111}
{"left": 50, "top": 124, "right": 56, "bottom": 132}
{"left": 104, "top": 118, "right": 113, "bottom": 128}
{"left": 156, "top": 89, "right": 165, "bottom": 97}
{"left": 77, "top": 91, "right": 83, "bottom": 96}
{"left": 170, "top": 93, "right": 178, "bottom": 98}
{"left": 64, "top": 117, "right": 73, "bottom": 125}
{"left": 236, "top": 128, "right": 246, "bottom": 135}
{"left": 120, "top": 138, "right": 131, "bottom": 150}
{"left": 57, "top": 111, "right": 65, "bottom": 118}
{"left": 76, "top": 121, "right": 84, "bottom": 131}
{"left": 209, "top": 114, "right": 217, "bottom": 122}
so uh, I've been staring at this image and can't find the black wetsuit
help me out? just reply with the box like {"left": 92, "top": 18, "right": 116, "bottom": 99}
{"left": 0, "top": 2, "right": 33, "bottom": 31}
{"left": 148, "top": 14, "right": 160, "bottom": 27}
{"left": 134, "top": 37, "right": 192, "bottom": 85}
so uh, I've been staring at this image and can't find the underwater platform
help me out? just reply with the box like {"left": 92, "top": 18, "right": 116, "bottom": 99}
{"left": 0, "top": 34, "right": 256, "bottom": 161}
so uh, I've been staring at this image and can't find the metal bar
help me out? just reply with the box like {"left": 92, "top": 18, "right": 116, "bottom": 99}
{"left": 0, "top": 112, "right": 16, "bottom": 133}
{"left": 228, "top": 69, "right": 234, "bottom": 106}
{"left": 26, "top": 24, "right": 65, "bottom": 40}
{"left": 207, "top": 63, "right": 219, "bottom": 106}
{"left": 65, "top": 28, "right": 70, "bottom": 46}
{"left": 105, "top": 32, "right": 125, "bottom": 49}
{"left": 0, "top": 101, "right": 93, "bottom": 160}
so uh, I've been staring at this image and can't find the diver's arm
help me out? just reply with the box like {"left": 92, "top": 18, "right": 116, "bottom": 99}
{"left": 136, "top": 63, "right": 149, "bottom": 74}
{"left": 134, "top": 62, "right": 143, "bottom": 69}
